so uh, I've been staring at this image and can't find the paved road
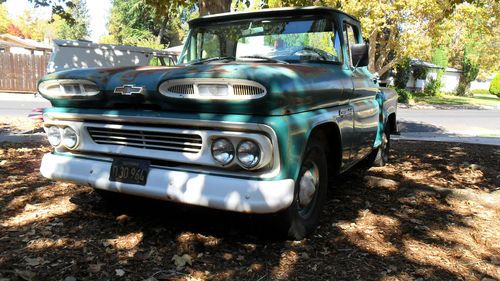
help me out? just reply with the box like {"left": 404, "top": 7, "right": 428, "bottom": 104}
{"left": 0, "top": 94, "right": 51, "bottom": 117}
{"left": 398, "top": 108, "right": 500, "bottom": 136}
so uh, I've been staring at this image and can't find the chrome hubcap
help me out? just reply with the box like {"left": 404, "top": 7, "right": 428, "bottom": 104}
{"left": 298, "top": 164, "right": 319, "bottom": 209}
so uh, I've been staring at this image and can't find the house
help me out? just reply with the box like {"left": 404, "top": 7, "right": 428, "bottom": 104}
{"left": 406, "top": 59, "right": 462, "bottom": 93}
{"left": 0, "top": 34, "right": 52, "bottom": 55}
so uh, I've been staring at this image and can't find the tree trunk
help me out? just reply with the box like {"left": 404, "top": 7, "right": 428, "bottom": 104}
{"left": 368, "top": 29, "right": 377, "bottom": 73}
{"left": 157, "top": 16, "right": 168, "bottom": 44}
{"left": 377, "top": 58, "right": 398, "bottom": 77}
{"left": 199, "top": 0, "right": 232, "bottom": 16}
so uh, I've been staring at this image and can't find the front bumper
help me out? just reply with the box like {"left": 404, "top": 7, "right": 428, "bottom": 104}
{"left": 40, "top": 153, "right": 295, "bottom": 214}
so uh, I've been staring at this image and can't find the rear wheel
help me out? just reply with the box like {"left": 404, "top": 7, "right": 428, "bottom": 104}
{"left": 276, "top": 135, "right": 328, "bottom": 240}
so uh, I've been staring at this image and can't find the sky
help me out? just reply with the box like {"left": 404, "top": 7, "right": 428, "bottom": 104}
{"left": 4, "top": 0, "right": 112, "bottom": 42}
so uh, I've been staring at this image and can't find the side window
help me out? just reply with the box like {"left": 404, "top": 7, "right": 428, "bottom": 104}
{"left": 343, "top": 23, "right": 359, "bottom": 66}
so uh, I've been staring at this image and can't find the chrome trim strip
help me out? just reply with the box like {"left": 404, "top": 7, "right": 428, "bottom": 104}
{"left": 43, "top": 112, "right": 281, "bottom": 178}
{"left": 158, "top": 78, "right": 267, "bottom": 100}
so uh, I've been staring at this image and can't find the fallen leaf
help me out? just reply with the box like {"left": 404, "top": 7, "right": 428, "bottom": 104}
{"left": 15, "top": 270, "right": 36, "bottom": 281}
{"left": 115, "top": 269, "right": 125, "bottom": 277}
{"left": 24, "top": 257, "right": 44, "bottom": 267}
{"left": 116, "top": 214, "right": 130, "bottom": 223}
{"left": 172, "top": 254, "right": 193, "bottom": 268}
{"left": 89, "top": 263, "right": 103, "bottom": 273}
{"left": 222, "top": 253, "right": 233, "bottom": 261}
{"left": 491, "top": 255, "right": 500, "bottom": 265}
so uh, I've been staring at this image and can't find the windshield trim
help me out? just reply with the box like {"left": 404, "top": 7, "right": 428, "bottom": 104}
{"left": 180, "top": 14, "right": 343, "bottom": 65}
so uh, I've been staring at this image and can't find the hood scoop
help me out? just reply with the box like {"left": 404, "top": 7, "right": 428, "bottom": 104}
{"left": 158, "top": 78, "right": 266, "bottom": 100}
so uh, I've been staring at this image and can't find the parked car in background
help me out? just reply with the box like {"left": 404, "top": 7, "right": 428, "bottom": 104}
{"left": 47, "top": 39, "right": 177, "bottom": 73}
{"left": 38, "top": 7, "right": 397, "bottom": 239}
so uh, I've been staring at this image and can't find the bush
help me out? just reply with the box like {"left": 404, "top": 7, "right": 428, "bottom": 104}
{"left": 470, "top": 89, "right": 490, "bottom": 95}
{"left": 489, "top": 74, "right": 500, "bottom": 97}
{"left": 424, "top": 78, "right": 441, "bottom": 96}
{"left": 396, "top": 88, "right": 414, "bottom": 103}
{"left": 394, "top": 57, "right": 412, "bottom": 89}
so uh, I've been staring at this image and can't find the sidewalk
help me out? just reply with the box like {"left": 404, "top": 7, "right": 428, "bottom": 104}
{"left": 393, "top": 132, "right": 500, "bottom": 146}
{"left": 0, "top": 92, "right": 49, "bottom": 102}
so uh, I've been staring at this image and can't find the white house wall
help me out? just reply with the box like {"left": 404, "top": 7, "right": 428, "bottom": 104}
{"left": 440, "top": 71, "right": 461, "bottom": 93}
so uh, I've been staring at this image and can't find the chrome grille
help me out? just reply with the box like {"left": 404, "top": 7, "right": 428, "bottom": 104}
{"left": 167, "top": 84, "right": 195, "bottom": 95}
{"left": 87, "top": 127, "right": 202, "bottom": 153}
{"left": 233, "top": 84, "right": 265, "bottom": 96}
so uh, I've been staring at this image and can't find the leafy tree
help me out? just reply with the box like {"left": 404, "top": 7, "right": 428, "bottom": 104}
{"left": 0, "top": 3, "right": 11, "bottom": 33}
{"left": 435, "top": 1, "right": 499, "bottom": 79}
{"left": 57, "top": 0, "right": 90, "bottom": 40}
{"left": 394, "top": 57, "right": 411, "bottom": 89}
{"left": 489, "top": 74, "right": 500, "bottom": 97}
{"left": 457, "top": 48, "right": 480, "bottom": 96}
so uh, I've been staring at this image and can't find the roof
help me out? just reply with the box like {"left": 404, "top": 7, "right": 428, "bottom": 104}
{"left": 410, "top": 59, "right": 442, "bottom": 69}
{"left": 52, "top": 39, "right": 176, "bottom": 56}
{"left": 0, "top": 34, "right": 52, "bottom": 51}
{"left": 189, "top": 6, "right": 359, "bottom": 26}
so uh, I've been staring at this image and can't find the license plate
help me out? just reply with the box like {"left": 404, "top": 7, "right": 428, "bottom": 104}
{"left": 109, "top": 158, "right": 150, "bottom": 185}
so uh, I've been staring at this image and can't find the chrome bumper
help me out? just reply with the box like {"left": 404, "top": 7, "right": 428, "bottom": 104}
{"left": 40, "top": 153, "right": 295, "bottom": 214}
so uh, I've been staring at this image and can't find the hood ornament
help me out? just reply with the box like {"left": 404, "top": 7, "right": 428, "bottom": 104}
{"left": 114, "top": 85, "right": 144, "bottom": 96}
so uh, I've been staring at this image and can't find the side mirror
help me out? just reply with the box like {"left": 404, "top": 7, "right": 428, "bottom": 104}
{"left": 351, "top": 43, "right": 369, "bottom": 67}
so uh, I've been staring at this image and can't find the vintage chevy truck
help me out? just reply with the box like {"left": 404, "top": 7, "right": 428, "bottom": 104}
{"left": 39, "top": 7, "right": 397, "bottom": 239}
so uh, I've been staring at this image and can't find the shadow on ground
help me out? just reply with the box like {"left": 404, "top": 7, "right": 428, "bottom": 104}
{"left": 0, "top": 141, "right": 499, "bottom": 281}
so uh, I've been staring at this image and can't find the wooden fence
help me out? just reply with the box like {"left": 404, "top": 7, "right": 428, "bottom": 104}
{"left": 0, "top": 53, "right": 50, "bottom": 93}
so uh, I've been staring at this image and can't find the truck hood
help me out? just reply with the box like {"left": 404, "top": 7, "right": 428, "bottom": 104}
{"left": 41, "top": 63, "right": 351, "bottom": 115}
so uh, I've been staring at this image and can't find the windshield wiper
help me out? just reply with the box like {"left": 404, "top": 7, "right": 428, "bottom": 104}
{"left": 238, "top": 56, "right": 289, "bottom": 64}
{"left": 189, "top": 56, "right": 235, "bottom": 65}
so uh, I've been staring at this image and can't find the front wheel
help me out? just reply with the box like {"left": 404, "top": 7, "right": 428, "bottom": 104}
{"left": 368, "top": 125, "right": 391, "bottom": 167}
{"left": 275, "top": 135, "right": 328, "bottom": 240}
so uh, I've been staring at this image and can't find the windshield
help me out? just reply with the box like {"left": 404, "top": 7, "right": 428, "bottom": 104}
{"left": 178, "top": 16, "right": 342, "bottom": 64}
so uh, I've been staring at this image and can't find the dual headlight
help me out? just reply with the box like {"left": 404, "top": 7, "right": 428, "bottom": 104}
{"left": 38, "top": 79, "right": 100, "bottom": 98}
{"left": 46, "top": 126, "right": 79, "bottom": 149}
{"left": 211, "top": 138, "right": 261, "bottom": 169}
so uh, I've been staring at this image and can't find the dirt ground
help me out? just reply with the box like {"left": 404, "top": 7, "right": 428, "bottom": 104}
{"left": 0, "top": 140, "right": 499, "bottom": 281}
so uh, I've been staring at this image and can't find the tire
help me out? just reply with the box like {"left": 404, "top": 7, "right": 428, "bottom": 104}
{"left": 368, "top": 124, "right": 391, "bottom": 167}
{"left": 275, "top": 134, "right": 328, "bottom": 240}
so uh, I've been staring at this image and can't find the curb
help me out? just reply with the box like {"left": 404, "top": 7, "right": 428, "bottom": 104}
{"left": 392, "top": 134, "right": 500, "bottom": 146}
{"left": 0, "top": 133, "right": 47, "bottom": 144}
{"left": 398, "top": 103, "right": 500, "bottom": 110}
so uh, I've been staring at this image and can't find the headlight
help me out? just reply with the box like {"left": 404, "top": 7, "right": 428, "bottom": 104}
{"left": 38, "top": 79, "right": 100, "bottom": 97}
{"left": 237, "top": 140, "right": 261, "bottom": 169}
{"left": 211, "top": 138, "right": 234, "bottom": 165}
{"left": 62, "top": 127, "right": 78, "bottom": 149}
{"left": 47, "top": 126, "right": 61, "bottom": 147}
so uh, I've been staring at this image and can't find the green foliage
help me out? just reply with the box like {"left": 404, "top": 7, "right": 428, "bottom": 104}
{"left": 489, "top": 74, "right": 500, "bottom": 97}
{"left": 0, "top": 4, "right": 10, "bottom": 33}
{"left": 457, "top": 50, "right": 480, "bottom": 96}
{"left": 424, "top": 78, "right": 441, "bottom": 96}
{"left": 396, "top": 88, "right": 414, "bottom": 103}
{"left": 431, "top": 47, "right": 448, "bottom": 69}
{"left": 413, "top": 66, "right": 428, "bottom": 80}
{"left": 105, "top": 0, "right": 186, "bottom": 48}
{"left": 57, "top": 0, "right": 90, "bottom": 40}
{"left": 394, "top": 57, "right": 412, "bottom": 89}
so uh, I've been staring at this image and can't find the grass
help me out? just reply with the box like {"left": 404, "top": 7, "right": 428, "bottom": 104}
{"left": 412, "top": 93, "right": 500, "bottom": 107}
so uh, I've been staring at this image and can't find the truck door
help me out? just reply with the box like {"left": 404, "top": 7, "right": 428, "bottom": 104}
{"left": 342, "top": 22, "right": 380, "bottom": 162}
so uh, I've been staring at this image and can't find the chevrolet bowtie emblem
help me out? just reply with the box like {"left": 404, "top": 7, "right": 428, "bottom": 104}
{"left": 114, "top": 85, "right": 144, "bottom": 96}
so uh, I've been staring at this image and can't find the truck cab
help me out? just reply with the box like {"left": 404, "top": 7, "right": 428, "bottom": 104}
{"left": 39, "top": 7, "right": 397, "bottom": 239}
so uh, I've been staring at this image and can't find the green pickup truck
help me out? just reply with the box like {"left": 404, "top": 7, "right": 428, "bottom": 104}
{"left": 39, "top": 7, "right": 398, "bottom": 239}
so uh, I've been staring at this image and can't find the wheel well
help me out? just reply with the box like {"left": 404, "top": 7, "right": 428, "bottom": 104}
{"left": 387, "top": 113, "right": 397, "bottom": 134}
{"left": 309, "top": 123, "right": 342, "bottom": 182}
